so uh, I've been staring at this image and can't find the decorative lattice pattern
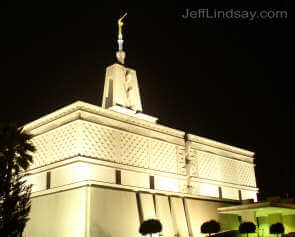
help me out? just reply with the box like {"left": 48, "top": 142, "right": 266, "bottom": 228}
{"left": 191, "top": 149, "right": 256, "bottom": 187}
{"left": 81, "top": 122, "right": 179, "bottom": 173}
{"left": 238, "top": 165, "right": 256, "bottom": 187}
{"left": 30, "top": 121, "right": 80, "bottom": 168}
{"left": 30, "top": 119, "right": 256, "bottom": 189}
{"left": 31, "top": 120, "right": 181, "bottom": 174}
{"left": 80, "top": 122, "right": 120, "bottom": 162}
{"left": 149, "top": 140, "right": 178, "bottom": 173}
{"left": 120, "top": 133, "right": 149, "bottom": 168}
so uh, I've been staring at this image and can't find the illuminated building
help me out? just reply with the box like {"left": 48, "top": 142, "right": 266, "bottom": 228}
{"left": 23, "top": 15, "right": 260, "bottom": 237}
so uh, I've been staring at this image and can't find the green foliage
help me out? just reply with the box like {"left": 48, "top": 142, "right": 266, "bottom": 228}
{"left": 270, "top": 223, "right": 284, "bottom": 236}
{"left": 239, "top": 222, "right": 256, "bottom": 237}
{"left": 139, "top": 219, "right": 162, "bottom": 236}
{"left": 0, "top": 174, "right": 32, "bottom": 236}
{"left": 0, "top": 123, "right": 35, "bottom": 172}
{"left": 0, "top": 123, "right": 35, "bottom": 237}
{"left": 201, "top": 220, "right": 221, "bottom": 236}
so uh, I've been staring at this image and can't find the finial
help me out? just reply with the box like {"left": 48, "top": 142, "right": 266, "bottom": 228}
{"left": 116, "top": 13, "right": 127, "bottom": 64}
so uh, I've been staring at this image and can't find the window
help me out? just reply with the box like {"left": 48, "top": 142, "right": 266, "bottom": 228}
{"left": 218, "top": 187, "right": 222, "bottom": 199}
{"left": 46, "top": 172, "right": 51, "bottom": 189}
{"left": 115, "top": 170, "right": 121, "bottom": 185}
{"left": 149, "top": 176, "right": 155, "bottom": 189}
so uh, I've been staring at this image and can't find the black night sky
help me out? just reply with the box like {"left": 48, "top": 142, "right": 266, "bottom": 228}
{"left": 0, "top": 6, "right": 292, "bottom": 200}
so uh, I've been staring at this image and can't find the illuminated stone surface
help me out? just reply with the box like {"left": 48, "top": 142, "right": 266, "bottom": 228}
{"left": 24, "top": 187, "right": 87, "bottom": 237}
{"left": 24, "top": 101, "right": 257, "bottom": 197}
{"left": 140, "top": 193, "right": 156, "bottom": 220}
{"left": 23, "top": 60, "right": 260, "bottom": 236}
{"left": 22, "top": 99, "right": 260, "bottom": 236}
{"left": 170, "top": 197, "right": 190, "bottom": 237}
{"left": 185, "top": 198, "right": 240, "bottom": 237}
{"left": 89, "top": 187, "right": 140, "bottom": 237}
{"left": 155, "top": 195, "right": 175, "bottom": 237}
{"left": 102, "top": 63, "right": 143, "bottom": 112}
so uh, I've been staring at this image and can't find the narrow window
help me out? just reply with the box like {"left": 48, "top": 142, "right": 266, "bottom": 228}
{"left": 238, "top": 190, "right": 242, "bottom": 201}
{"left": 115, "top": 170, "right": 121, "bottom": 185}
{"left": 218, "top": 187, "right": 222, "bottom": 199}
{"left": 149, "top": 176, "right": 155, "bottom": 189}
{"left": 46, "top": 171, "right": 51, "bottom": 189}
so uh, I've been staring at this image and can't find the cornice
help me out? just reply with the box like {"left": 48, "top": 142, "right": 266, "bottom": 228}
{"left": 23, "top": 101, "right": 185, "bottom": 139}
{"left": 187, "top": 134, "right": 254, "bottom": 159}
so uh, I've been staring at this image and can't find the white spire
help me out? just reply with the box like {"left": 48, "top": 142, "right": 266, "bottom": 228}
{"left": 102, "top": 13, "right": 158, "bottom": 123}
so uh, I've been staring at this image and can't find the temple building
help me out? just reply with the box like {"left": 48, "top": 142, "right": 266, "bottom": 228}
{"left": 23, "top": 15, "right": 260, "bottom": 237}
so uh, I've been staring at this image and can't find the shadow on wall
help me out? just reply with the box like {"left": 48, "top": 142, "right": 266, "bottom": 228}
{"left": 91, "top": 225, "right": 111, "bottom": 237}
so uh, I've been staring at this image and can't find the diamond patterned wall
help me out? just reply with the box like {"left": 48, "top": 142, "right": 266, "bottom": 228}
{"left": 30, "top": 121, "right": 80, "bottom": 168}
{"left": 30, "top": 119, "right": 256, "bottom": 191}
{"left": 149, "top": 140, "right": 177, "bottom": 173}
{"left": 31, "top": 120, "right": 182, "bottom": 174}
{"left": 120, "top": 133, "right": 149, "bottom": 168}
{"left": 79, "top": 121, "right": 120, "bottom": 162}
{"left": 81, "top": 121, "right": 180, "bottom": 173}
{"left": 190, "top": 149, "right": 256, "bottom": 187}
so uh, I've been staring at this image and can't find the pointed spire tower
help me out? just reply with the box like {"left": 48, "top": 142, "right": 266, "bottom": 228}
{"left": 102, "top": 13, "right": 158, "bottom": 123}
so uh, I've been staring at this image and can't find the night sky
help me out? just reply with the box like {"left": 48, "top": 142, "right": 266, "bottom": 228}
{"left": 0, "top": 6, "right": 292, "bottom": 200}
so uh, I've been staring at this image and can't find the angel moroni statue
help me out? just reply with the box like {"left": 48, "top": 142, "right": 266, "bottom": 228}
{"left": 116, "top": 13, "right": 127, "bottom": 65}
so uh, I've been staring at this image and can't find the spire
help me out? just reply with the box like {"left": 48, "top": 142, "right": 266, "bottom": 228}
{"left": 116, "top": 13, "right": 127, "bottom": 64}
{"left": 102, "top": 13, "right": 158, "bottom": 123}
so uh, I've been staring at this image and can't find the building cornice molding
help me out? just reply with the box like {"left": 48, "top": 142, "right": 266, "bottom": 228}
{"left": 27, "top": 155, "right": 186, "bottom": 179}
{"left": 30, "top": 179, "right": 240, "bottom": 205}
{"left": 23, "top": 101, "right": 185, "bottom": 139}
{"left": 190, "top": 176, "right": 258, "bottom": 192}
{"left": 190, "top": 144, "right": 255, "bottom": 165}
{"left": 23, "top": 101, "right": 256, "bottom": 160}
{"left": 187, "top": 134, "right": 254, "bottom": 159}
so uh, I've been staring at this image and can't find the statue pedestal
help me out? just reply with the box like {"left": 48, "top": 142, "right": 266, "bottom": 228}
{"left": 116, "top": 51, "right": 126, "bottom": 64}
{"left": 135, "top": 112, "right": 158, "bottom": 123}
{"left": 109, "top": 105, "right": 158, "bottom": 123}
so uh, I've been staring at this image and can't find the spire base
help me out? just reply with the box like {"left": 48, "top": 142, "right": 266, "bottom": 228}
{"left": 116, "top": 51, "right": 126, "bottom": 64}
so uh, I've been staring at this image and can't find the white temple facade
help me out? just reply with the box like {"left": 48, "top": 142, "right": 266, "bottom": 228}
{"left": 22, "top": 17, "right": 258, "bottom": 237}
